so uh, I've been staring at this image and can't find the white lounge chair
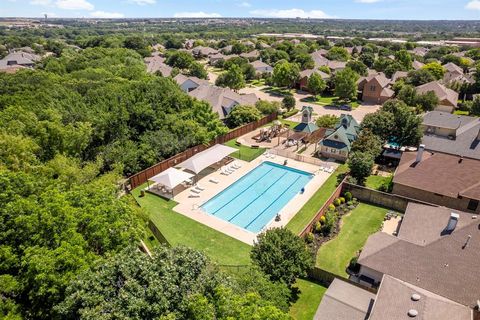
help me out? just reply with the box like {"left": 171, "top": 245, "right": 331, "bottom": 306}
{"left": 189, "top": 191, "right": 200, "bottom": 198}
{"left": 209, "top": 177, "right": 219, "bottom": 184}
{"left": 220, "top": 166, "right": 230, "bottom": 175}
{"left": 226, "top": 165, "right": 235, "bottom": 173}
{"left": 190, "top": 187, "right": 201, "bottom": 194}
{"left": 232, "top": 161, "right": 241, "bottom": 169}
{"left": 195, "top": 184, "right": 205, "bottom": 191}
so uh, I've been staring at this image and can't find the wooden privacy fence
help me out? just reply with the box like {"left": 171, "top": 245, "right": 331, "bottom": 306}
{"left": 308, "top": 267, "right": 377, "bottom": 294}
{"left": 299, "top": 177, "right": 347, "bottom": 237}
{"left": 127, "top": 113, "right": 277, "bottom": 190}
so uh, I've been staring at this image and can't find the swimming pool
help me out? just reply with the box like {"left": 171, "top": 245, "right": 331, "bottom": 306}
{"left": 201, "top": 161, "right": 313, "bottom": 233}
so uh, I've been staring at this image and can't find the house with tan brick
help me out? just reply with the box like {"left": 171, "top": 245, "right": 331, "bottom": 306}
{"left": 357, "top": 73, "right": 394, "bottom": 104}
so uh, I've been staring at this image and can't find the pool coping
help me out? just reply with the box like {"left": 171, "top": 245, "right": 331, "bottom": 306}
{"left": 200, "top": 161, "right": 313, "bottom": 234}
{"left": 172, "top": 154, "right": 337, "bottom": 245}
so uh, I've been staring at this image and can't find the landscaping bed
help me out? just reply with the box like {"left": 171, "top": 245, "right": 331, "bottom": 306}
{"left": 300, "top": 95, "right": 360, "bottom": 109}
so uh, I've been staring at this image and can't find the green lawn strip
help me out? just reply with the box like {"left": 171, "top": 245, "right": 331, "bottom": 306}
{"left": 365, "top": 175, "right": 392, "bottom": 190}
{"left": 131, "top": 186, "right": 251, "bottom": 265}
{"left": 262, "top": 119, "right": 300, "bottom": 129}
{"left": 454, "top": 110, "right": 470, "bottom": 116}
{"left": 301, "top": 96, "right": 360, "bottom": 108}
{"left": 224, "top": 139, "right": 266, "bottom": 162}
{"left": 289, "top": 278, "right": 327, "bottom": 320}
{"left": 286, "top": 165, "right": 349, "bottom": 235}
{"left": 316, "top": 203, "right": 387, "bottom": 277}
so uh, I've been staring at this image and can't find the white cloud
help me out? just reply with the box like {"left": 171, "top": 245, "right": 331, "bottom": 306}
{"left": 129, "top": 0, "right": 156, "bottom": 5}
{"left": 466, "top": 0, "right": 480, "bottom": 10}
{"left": 173, "top": 11, "right": 222, "bottom": 18}
{"left": 250, "top": 8, "right": 333, "bottom": 19}
{"left": 30, "top": 0, "right": 52, "bottom": 5}
{"left": 355, "top": 0, "right": 382, "bottom": 3}
{"left": 90, "top": 10, "right": 124, "bottom": 18}
{"left": 55, "top": 0, "right": 94, "bottom": 10}
{"left": 238, "top": 1, "right": 251, "bottom": 7}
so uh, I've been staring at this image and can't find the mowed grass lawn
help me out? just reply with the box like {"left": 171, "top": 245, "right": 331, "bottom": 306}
{"left": 131, "top": 185, "right": 251, "bottom": 265}
{"left": 224, "top": 139, "right": 265, "bottom": 162}
{"left": 365, "top": 175, "right": 392, "bottom": 190}
{"left": 316, "top": 203, "right": 387, "bottom": 277}
{"left": 289, "top": 279, "right": 327, "bottom": 320}
{"left": 286, "top": 165, "right": 348, "bottom": 234}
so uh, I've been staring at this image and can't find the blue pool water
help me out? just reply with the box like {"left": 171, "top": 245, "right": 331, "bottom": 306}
{"left": 201, "top": 161, "right": 313, "bottom": 233}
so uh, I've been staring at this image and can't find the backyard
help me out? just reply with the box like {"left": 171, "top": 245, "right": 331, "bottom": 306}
{"left": 131, "top": 185, "right": 252, "bottom": 265}
{"left": 365, "top": 174, "right": 393, "bottom": 191}
{"left": 315, "top": 203, "right": 388, "bottom": 277}
{"left": 289, "top": 279, "right": 327, "bottom": 320}
{"left": 286, "top": 164, "right": 349, "bottom": 234}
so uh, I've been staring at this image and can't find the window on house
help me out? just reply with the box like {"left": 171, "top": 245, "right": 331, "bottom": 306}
{"left": 370, "top": 85, "right": 376, "bottom": 91}
{"left": 467, "top": 199, "right": 479, "bottom": 211}
{"left": 330, "top": 148, "right": 337, "bottom": 154}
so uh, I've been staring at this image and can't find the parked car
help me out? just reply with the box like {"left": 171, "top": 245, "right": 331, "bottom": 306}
{"left": 339, "top": 104, "right": 352, "bottom": 111}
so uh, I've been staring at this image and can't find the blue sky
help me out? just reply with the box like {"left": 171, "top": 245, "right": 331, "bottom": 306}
{"left": 1, "top": 0, "right": 480, "bottom": 20}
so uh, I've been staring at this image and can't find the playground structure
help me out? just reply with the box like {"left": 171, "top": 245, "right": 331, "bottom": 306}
{"left": 253, "top": 121, "right": 289, "bottom": 143}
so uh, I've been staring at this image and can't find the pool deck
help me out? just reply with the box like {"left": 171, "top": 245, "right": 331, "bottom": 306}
{"left": 172, "top": 154, "right": 337, "bottom": 244}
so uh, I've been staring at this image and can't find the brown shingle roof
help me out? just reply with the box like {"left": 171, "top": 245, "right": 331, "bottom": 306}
{"left": 393, "top": 150, "right": 480, "bottom": 200}
{"left": 416, "top": 81, "right": 458, "bottom": 107}
{"left": 359, "top": 202, "right": 480, "bottom": 307}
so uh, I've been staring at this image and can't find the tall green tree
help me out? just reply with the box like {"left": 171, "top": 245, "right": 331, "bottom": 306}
{"left": 307, "top": 72, "right": 327, "bottom": 97}
{"left": 334, "top": 68, "right": 359, "bottom": 101}
{"left": 272, "top": 60, "right": 300, "bottom": 88}
{"left": 251, "top": 228, "right": 313, "bottom": 286}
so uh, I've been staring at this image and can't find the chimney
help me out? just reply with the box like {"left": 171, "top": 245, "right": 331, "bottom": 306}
{"left": 477, "top": 128, "right": 480, "bottom": 141}
{"left": 445, "top": 212, "right": 459, "bottom": 233}
{"left": 415, "top": 144, "right": 425, "bottom": 163}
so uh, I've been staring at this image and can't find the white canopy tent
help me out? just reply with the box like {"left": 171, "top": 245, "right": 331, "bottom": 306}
{"left": 178, "top": 144, "right": 237, "bottom": 174}
{"left": 149, "top": 168, "right": 194, "bottom": 190}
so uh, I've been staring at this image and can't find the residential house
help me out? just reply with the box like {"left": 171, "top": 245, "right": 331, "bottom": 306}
{"left": 315, "top": 275, "right": 472, "bottom": 320}
{"left": 392, "top": 145, "right": 480, "bottom": 213}
{"left": 250, "top": 60, "right": 273, "bottom": 74}
{"left": 357, "top": 73, "right": 394, "bottom": 104}
{"left": 410, "top": 47, "right": 429, "bottom": 57}
{"left": 0, "top": 51, "right": 40, "bottom": 72}
{"left": 318, "top": 114, "right": 360, "bottom": 161}
{"left": 144, "top": 56, "right": 173, "bottom": 77}
{"left": 188, "top": 84, "right": 258, "bottom": 120}
{"left": 391, "top": 70, "right": 408, "bottom": 83}
{"left": 220, "top": 45, "right": 233, "bottom": 54}
{"left": 174, "top": 74, "right": 209, "bottom": 92}
{"left": 355, "top": 202, "right": 480, "bottom": 310}
{"left": 293, "top": 106, "right": 319, "bottom": 133}
{"left": 443, "top": 62, "right": 473, "bottom": 85}
{"left": 327, "top": 60, "right": 347, "bottom": 73}
{"left": 412, "top": 60, "right": 425, "bottom": 70}
{"left": 192, "top": 46, "right": 218, "bottom": 58}
{"left": 297, "top": 68, "right": 330, "bottom": 91}
{"left": 415, "top": 81, "right": 459, "bottom": 112}
{"left": 184, "top": 39, "right": 195, "bottom": 49}
{"left": 421, "top": 111, "right": 480, "bottom": 160}
{"left": 209, "top": 53, "right": 227, "bottom": 66}
{"left": 240, "top": 50, "right": 259, "bottom": 61}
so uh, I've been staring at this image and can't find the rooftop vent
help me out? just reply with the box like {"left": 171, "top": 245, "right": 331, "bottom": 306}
{"left": 415, "top": 144, "right": 425, "bottom": 164}
{"left": 411, "top": 293, "right": 421, "bottom": 301}
{"left": 445, "top": 213, "right": 459, "bottom": 233}
{"left": 408, "top": 309, "right": 418, "bottom": 317}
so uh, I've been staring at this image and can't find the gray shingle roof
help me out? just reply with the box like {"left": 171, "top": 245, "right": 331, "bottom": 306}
{"left": 359, "top": 202, "right": 480, "bottom": 307}
{"left": 369, "top": 275, "right": 472, "bottom": 320}
{"left": 314, "top": 279, "right": 375, "bottom": 320}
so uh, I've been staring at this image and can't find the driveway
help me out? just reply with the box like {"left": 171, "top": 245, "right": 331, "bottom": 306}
{"left": 239, "top": 86, "right": 380, "bottom": 123}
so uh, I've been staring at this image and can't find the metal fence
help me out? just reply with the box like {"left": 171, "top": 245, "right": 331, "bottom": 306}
{"left": 127, "top": 113, "right": 277, "bottom": 190}
{"left": 269, "top": 148, "right": 326, "bottom": 167}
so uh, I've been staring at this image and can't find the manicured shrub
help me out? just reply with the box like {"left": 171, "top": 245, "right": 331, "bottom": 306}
{"left": 328, "top": 204, "right": 336, "bottom": 211}
{"left": 321, "top": 211, "right": 336, "bottom": 236}
{"left": 344, "top": 192, "right": 353, "bottom": 201}
{"left": 333, "top": 198, "right": 341, "bottom": 207}
{"left": 305, "top": 232, "right": 315, "bottom": 243}
{"left": 314, "top": 221, "right": 322, "bottom": 233}
{"left": 348, "top": 256, "right": 360, "bottom": 273}
{"left": 347, "top": 201, "right": 353, "bottom": 206}
{"left": 319, "top": 216, "right": 326, "bottom": 225}
{"left": 339, "top": 197, "right": 345, "bottom": 204}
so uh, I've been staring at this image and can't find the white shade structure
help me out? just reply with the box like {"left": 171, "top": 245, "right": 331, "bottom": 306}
{"left": 149, "top": 168, "right": 194, "bottom": 189}
{"left": 178, "top": 144, "right": 237, "bottom": 174}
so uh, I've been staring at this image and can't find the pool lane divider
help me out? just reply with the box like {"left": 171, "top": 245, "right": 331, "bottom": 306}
{"left": 228, "top": 171, "right": 289, "bottom": 223}
{"left": 244, "top": 175, "right": 302, "bottom": 230}
{"left": 209, "top": 167, "right": 275, "bottom": 215}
